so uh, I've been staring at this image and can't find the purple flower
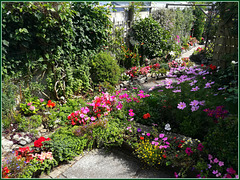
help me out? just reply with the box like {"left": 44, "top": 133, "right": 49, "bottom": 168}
{"left": 154, "top": 138, "right": 158, "bottom": 141}
{"left": 172, "top": 89, "right": 181, "bottom": 93}
{"left": 212, "top": 170, "right": 218, "bottom": 175}
{"left": 207, "top": 164, "right": 212, "bottom": 169}
{"left": 191, "top": 86, "right": 200, "bottom": 91}
{"left": 137, "top": 128, "right": 141, "bottom": 132}
{"left": 162, "top": 137, "right": 168, "bottom": 141}
{"left": 216, "top": 173, "right": 221, "bottom": 177}
{"left": 218, "top": 161, "right": 224, "bottom": 167}
{"left": 177, "top": 102, "right": 186, "bottom": 110}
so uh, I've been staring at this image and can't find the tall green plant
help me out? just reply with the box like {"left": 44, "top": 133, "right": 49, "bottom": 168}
{"left": 193, "top": 7, "right": 205, "bottom": 41}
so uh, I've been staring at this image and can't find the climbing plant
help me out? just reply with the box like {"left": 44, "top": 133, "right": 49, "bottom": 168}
{"left": 2, "top": 2, "right": 112, "bottom": 99}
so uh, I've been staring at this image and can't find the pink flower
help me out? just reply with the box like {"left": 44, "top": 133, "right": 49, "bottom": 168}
{"left": 208, "top": 154, "right": 213, "bottom": 160}
{"left": 27, "top": 102, "right": 32, "bottom": 106}
{"left": 204, "top": 82, "right": 211, "bottom": 88}
{"left": 129, "top": 109, "right": 133, "bottom": 112}
{"left": 29, "top": 106, "right": 35, "bottom": 111}
{"left": 39, "top": 98, "right": 44, "bottom": 103}
{"left": 129, "top": 112, "right": 135, "bottom": 117}
{"left": 159, "top": 134, "right": 165, "bottom": 138}
{"left": 212, "top": 170, "right": 218, "bottom": 175}
{"left": 177, "top": 102, "right": 186, "bottom": 110}
{"left": 199, "top": 100, "right": 205, "bottom": 106}
{"left": 191, "top": 86, "right": 200, "bottom": 91}
{"left": 162, "top": 137, "right": 168, "bottom": 141}
{"left": 146, "top": 133, "right": 151, "bottom": 136}
{"left": 191, "top": 105, "right": 199, "bottom": 112}
{"left": 91, "top": 116, "right": 96, "bottom": 121}
{"left": 190, "top": 100, "right": 199, "bottom": 106}
{"left": 213, "top": 158, "right": 219, "bottom": 163}
{"left": 218, "top": 161, "right": 224, "bottom": 167}
{"left": 216, "top": 173, "right": 221, "bottom": 177}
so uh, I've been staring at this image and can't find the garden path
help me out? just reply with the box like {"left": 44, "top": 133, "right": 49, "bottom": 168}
{"left": 39, "top": 44, "right": 205, "bottom": 179}
{"left": 40, "top": 147, "right": 173, "bottom": 178}
{"left": 141, "top": 44, "right": 205, "bottom": 92}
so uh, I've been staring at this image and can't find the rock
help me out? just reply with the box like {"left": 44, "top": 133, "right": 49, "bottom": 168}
{"left": 24, "top": 136, "right": 32, "bottom": 144}
{"left": 18, "top": 138, "right": 27, "bottom": 146}
{"left": 2, "top": 137, "right": 14, "bottom": 152}
{"left": 13, "top": 134, "right": 21, "bottom": 141}
{"left": 40, "top": 129, "right": 47, "bottom": 133}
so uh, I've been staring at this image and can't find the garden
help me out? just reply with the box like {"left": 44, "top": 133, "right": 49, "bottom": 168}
{"left": 1, "top": 2, "right": 238, "bottom": 178}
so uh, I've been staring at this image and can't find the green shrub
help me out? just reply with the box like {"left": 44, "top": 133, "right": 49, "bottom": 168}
{"left": 90, "top": 51, "right": 120, "bottom": 86}
{"left": 193, "top": 7, "right": 205, "bottom": 41}
{"left": 130, "top": 17, "right": 171, "bottom": 59}
{"left": 17, "top": 114, "right": 42, "bottom": 132}
{"left": 203, "top": 115, "right": 238, "bottom": 170}
{"left": 44, "top": 126, "right": 88, "bottom": 162}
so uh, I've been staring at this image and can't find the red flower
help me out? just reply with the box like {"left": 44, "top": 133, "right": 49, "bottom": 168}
{"left": 175, "top": 154, "right": 178, "bottom": 157}
{"left": 3, "top": 167, "right": 10, "bottom": 173}
{"left": 140, "top": 137, "right": 144, "bottom": 140}
{"left": 178, "top": 144, "right": 182, "bottom": 148}
{"left": 143, "top": 113, "right": 151, "bottom": 119}
{"left": 173, "top": 137, "right": 176, "bottom": 139}
{"left": 163, "top": 154, "right": 167, "bottom": 158}
{"left": 180, "top": 140, "right": 185, "bottom": 143}
{"left": 201, "top": 64, "right": 204, "bottom": 67}
{"left": 47, "top": 100, "right": 56, "bottom": 108}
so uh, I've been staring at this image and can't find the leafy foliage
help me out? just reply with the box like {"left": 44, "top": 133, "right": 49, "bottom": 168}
{"left": 129, "top": 17, "right": 171, "bottom": 59}
{"left": 90, "top": 51, "right": 121, "bottom": 86}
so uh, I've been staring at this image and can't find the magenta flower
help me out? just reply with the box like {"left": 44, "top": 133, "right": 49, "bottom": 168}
{"left": 154, "top": 138, "right": 158, "bottom": 141}
{"left": 129, "top": 112, "right": 135, "bottom": 117}
{"left": 218, "top": 161, "right": 224, "bottom": 167}
{"left": 129, "top": 109, "right": 133, "bottom": 112}
{"left": 39, "top": 98, "right": 44, "bottom": 103}
{"left": 91, "top": 116, "right": 96, "bottom": 121}
{"left": 162, "top": 137, "right": 168, "bottom": 141}
{"left": 29, "top": 106, "right": 35, "bottom": 111}
{"left": 174, "top": 172, "right": 178, "bottom": 178}
{"left": 177, "top": 102, "right": 186, "bottom": 110}
{"left": 159, "top": 134, "right": 165, "bottom": 138}
{"left": 191, "top": 86, "right": 200, "bottom": 91}
{"left": 146, "top": 133, "right": 150, "bottom": 136}
{"left": 197, "top": 143, "right": 204, "bottom": 151}
{"left": 139, "top": 90, "right": 144, "bottom": 93}
{"left": 207, "top": 164, "right": 212, "bottom": 169}
{"left": 185, "top": 147, "right": 193, "bottom": 156}
{"left": 27, "top": 102, "right": 32, "bottom": 106}
{"left": 226, "top": 167, "right": 236, "bottom": 174}
{"left": 216, "top": 173, "right": 221, "bottom": 177}
{"left": 212, "top": 170, "right": 218, "bottom": 175}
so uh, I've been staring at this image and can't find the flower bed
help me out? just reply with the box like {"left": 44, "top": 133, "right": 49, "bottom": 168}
{"left": 2, "top": 64, "right": 238, "bottom": 178}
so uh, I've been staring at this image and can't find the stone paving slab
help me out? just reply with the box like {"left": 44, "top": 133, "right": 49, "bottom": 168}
{"left": 61, "top": 148, "right": 173, "bottom": 179}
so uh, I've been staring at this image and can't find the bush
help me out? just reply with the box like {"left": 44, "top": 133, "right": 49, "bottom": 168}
{"left": 90, "top": 51, "right": 120, "bottom": 86}
{"left": 203, "top": 115, "right": 238, "bottom": 171}
{"left": 129, "top": 17, "right": 171, "bottom": 59}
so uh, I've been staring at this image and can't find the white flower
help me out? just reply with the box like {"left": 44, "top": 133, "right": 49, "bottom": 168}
{"left": 164, "top": 123, "right": 171, "bottom": 131}
{"left": 169, "top": 51, "right": 175, "bottom": 56}
{"left": 231, "top": 61, "right": 238, "bottom": 64}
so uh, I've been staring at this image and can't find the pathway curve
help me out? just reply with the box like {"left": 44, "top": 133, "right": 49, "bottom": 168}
{"left": 141, "top": 44, "right": 205, "bottom": 92}
{"left": 39, "top": 45, "right": 204, "bottom": 179}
